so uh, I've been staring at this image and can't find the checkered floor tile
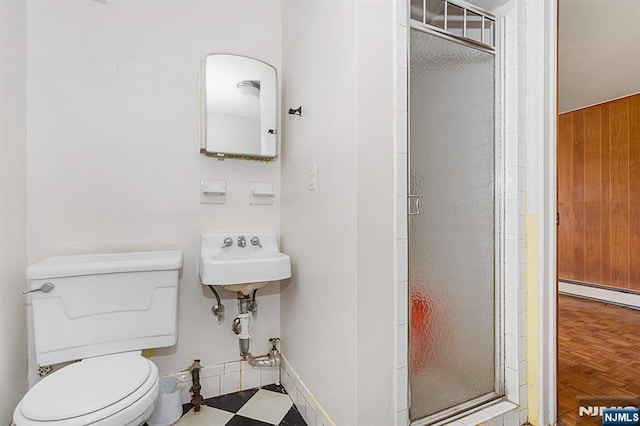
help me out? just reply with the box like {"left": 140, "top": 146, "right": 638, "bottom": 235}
{"left": 175, "top": 384, "right": 306, "bottom": 426}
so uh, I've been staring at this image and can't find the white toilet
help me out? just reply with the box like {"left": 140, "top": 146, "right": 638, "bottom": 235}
{"left": 14, "top": 250, "right": 183, "bottom": 426}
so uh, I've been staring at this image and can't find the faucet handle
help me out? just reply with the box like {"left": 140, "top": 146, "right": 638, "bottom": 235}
{"left": 250, "top": 236, "right": 262, "bottom": 248}
{"left": 221, "top": 237, "right": 233, "bottom": 249}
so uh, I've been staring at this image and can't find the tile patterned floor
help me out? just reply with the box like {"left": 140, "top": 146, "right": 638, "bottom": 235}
{"left": 175, "top": 384, "right": 306, "bottom": 426}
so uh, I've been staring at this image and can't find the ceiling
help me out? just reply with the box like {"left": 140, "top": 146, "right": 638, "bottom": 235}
{"left": 559, "top": 0, "right": 640, "bottom": 113}
{"left": 466, "top": 0, "right": 511, "bottom": 12}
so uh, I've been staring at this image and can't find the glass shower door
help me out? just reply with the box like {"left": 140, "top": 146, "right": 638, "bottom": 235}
{"left": 409, "top": 28, "right": 498, "bottom": 422}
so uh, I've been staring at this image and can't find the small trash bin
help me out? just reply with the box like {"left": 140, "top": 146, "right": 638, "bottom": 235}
{"left": 147, "top": 377, "right": 183, "bottom": 426}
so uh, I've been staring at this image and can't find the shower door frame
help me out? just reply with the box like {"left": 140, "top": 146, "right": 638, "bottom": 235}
{"left": 407, "top": 13, "right": 506, "bottom": 425}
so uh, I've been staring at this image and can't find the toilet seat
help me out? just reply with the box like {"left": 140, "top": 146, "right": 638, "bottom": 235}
{"left": 14, "top": 352, "right": 159, "bottom": 426}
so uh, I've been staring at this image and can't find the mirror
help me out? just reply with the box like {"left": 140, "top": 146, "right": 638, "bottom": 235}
{"left": 202, "top": 54, "right": 278, "bottom": 159}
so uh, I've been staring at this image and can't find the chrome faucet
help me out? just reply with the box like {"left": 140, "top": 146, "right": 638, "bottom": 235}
{"left": 250, "top": 236, "right": 262, "bottom": 248}
{"left": 221, "top": 237, "right": 233, "bottom": 249}
{"left": 238, "top": 235, "right": 246, "bottom": 248}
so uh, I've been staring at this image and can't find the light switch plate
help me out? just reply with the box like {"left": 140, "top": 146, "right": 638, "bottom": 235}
{"left": 308, "top": 163, "right": 317, "bottom": 191}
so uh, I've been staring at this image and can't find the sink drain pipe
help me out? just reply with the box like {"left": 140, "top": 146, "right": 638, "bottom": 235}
{"left": 237, "top": 295, "right": 251, "bottom": 357}
{"left": 232, "top": 293, "right": 281, "bottom": 367}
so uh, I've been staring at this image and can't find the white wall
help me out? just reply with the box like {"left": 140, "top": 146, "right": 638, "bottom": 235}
{"left": 280, "top": 0, "right": 395, "bottom": 424}
{"left": 559, "top": 0, "right": 640, "bottom": 112}
{"left": 26, "top": 0, "right": 281, "bottom": 381}
{"left": 281, "top": 2, "right": 358, "bottom": 422}
{"left": 355, "top": 1, "right": 395, "bottom": 424}
{"left": 0, "top": 0, "right": 28, "bottom": 422}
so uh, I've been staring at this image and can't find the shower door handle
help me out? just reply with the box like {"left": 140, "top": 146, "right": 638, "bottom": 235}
{"left": 408, "top": 195, "right": 420, "bottom": 216}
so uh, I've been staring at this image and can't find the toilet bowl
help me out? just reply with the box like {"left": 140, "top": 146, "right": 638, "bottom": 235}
{"left": 13, "top": 352, "right": 160, "bottom": 426}
{"left": 15, "top": 250, "right": 182, "bottom": 426}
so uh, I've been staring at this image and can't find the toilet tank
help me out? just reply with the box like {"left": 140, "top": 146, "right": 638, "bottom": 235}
{"left": 26, "top": 250, "right": 182, "bottom": 366}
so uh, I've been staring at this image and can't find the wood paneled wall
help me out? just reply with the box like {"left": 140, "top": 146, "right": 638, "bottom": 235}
{"left": 558, "top": 93, "right": 640, "bottom": 291}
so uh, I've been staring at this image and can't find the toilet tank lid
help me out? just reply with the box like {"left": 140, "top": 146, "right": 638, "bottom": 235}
{"left": 26, "top": 250, "right": 183, "bottom": 280}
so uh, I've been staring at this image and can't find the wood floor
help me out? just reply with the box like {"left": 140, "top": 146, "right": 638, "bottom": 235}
{"left": 557, "top": 294, "right": 640, "bottom": 425}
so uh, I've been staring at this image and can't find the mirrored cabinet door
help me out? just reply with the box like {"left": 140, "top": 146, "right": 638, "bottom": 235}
{"left": 202, "top": 54, "right": 278, "bottom": 159}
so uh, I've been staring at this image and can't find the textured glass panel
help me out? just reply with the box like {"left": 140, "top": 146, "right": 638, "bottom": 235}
{"left": 411, "top": 0, "right": 424, "bottom": 22}
{"left": 484, "top": 18, "right": 495, "bottom": 46}
{"left": 425, "top": 0, "right": 445, "bottom": 29}
{"left": 446, "top": 3, "right": 464, "bottom": 37}
{"left": 409, "top": 29, "right": 495, "bottom": 421}
{"left": 466, "top": 10, "right": 483, "bottom": 43}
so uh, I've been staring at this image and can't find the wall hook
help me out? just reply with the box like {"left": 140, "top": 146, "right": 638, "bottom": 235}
{"left": 288, "top": 106, "right": 303, "bottom": 116}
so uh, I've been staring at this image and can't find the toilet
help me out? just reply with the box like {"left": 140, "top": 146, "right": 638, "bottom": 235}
{"left": 13, "top": 250, "right": 183, "bottom": 426}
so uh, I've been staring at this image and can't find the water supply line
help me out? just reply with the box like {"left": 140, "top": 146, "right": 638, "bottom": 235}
{"left": 207, "top": 285, "right": 225, "bottom": 321}
{"left": 248, "top": 288, "right": 258, "bottom": 314}
{"left": 186, "top": 359, "right": 204, "bottom": 412}
{"left": 247, "top": 337, "right": 281, "bottom": 368}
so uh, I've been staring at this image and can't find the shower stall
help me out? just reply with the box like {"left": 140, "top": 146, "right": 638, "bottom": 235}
{"left": 408, "top": 1, "right": 503, "bottom": 423}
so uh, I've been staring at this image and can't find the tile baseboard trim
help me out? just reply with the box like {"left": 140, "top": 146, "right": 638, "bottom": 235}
{"left": 163, "top": 359, "right": 280, "bottom": 404}
{"left": 559, "top": 280, "right": 640, "bottom": 309}
{"left": 280, "top": 354, "right": 336, "bottom": 426}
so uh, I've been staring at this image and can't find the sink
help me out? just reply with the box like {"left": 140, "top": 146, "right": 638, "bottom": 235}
{"left": 199, "top": 232, "right": 291, "bottom": 295}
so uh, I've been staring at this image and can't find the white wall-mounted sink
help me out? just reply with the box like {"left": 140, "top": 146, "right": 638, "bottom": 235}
{"left": 199, "top": 232, "right": 291, "bottom": 295}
